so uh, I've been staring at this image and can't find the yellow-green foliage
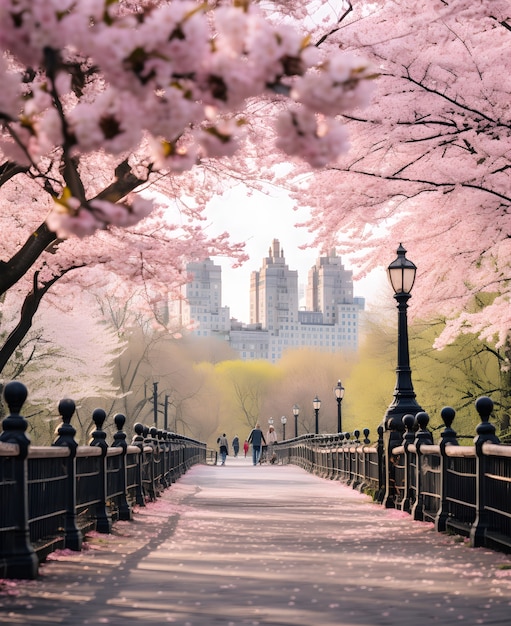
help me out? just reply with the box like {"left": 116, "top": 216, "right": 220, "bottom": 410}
{"left": 409, "top": 318, "right": 507, "bottom": 441}
{"left": 344, "top": 319, "right": 396, "bottom": 437}
{"left": 86, "top": 301, "right": 510, "bottom": 452}
{"left": 205, "top": 349, "right": 358, "bottom": 444}
{"left": 343, "top": 310, "right": 507, "bottom": 443}
{"left": 211, "top": 359, "right": 279, "bottom": 444}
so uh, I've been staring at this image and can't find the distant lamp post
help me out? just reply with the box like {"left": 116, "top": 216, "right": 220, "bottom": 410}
{"left": 292, "top": 404, "right": 300, "bottom": 438}
{"left": 384, "top": 244, "right": 423, "bottom": 430}
{"left": 152, "top": 382, "right": 158, "bottom": 427}
{"left": 268, "top": 417, "right": 274, "bottom": 428}
{"left": 281, "top": 415, "right": 287, "bottom": 440}
{"left": 164, "top": 394, "right": 169, "bottom": 431}
{"left": 334, "top": 380, "right": 345, "bottom": 433}
{"left": 313, "top": 395, "right": 321, "bottom": 435}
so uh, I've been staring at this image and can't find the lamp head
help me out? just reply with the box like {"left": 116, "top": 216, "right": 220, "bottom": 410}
{"left": 387, "top": 243, "right": 417, "bottom": 295}
{"left": 334, "top": 379, "right": 345, "bottom": 400}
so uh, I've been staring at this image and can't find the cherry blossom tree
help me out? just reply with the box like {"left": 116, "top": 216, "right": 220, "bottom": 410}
{"left": 0, "top": 287, "right": 125, "bottom": 435}
{"left": 0, "top": 0, "right": 375, "bottom": 376}
{"left": 289, "top": 0, "right": 511, "bottom": 360}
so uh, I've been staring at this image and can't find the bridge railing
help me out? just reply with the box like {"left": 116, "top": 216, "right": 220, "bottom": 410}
{"left": 0, "top": 381, "right": 206, "bottom": 580}
{"left": 276, "top": 395, "right": 511, "bottom": 555}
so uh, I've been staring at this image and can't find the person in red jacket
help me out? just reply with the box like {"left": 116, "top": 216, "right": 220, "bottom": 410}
{"left": 243, "top": 439, "right": 249, "bottom": 457}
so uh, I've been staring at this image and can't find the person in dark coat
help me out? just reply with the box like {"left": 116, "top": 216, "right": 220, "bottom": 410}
{"left": 232, "top": 435, "right": 240, "bottom": 457}
{"left": 247, "top": 423, "right": 266, "bottom": 466}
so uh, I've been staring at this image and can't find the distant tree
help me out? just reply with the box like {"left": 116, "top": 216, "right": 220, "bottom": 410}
{"left": 266, "top": 349, "right": 354, "bottom": 435}
{"left": 410, "top": 318, "right": 508, "bottom": 441}
{"left": 214, "top": 360, "right": 278, "bottom": 432}
{"left": 339, "top": 318, "right": 396, "bottom": 439}
{"left": 0, "top": 290, "right": 125, "bottom": 443}
{"left": 346, "top": 300, "right": 507, "bottom": 443}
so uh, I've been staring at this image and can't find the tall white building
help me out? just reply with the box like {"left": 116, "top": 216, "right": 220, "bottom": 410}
{"left": 250, "top": 239, "right": 299, "bottom": 331}
{"left": 179, "top": 242, "right": 364, "bottom": 361}
{"left": 179, "top": 258, "right": 230, "bottom": 337}
{"left": 306, "top": 249, "right": 353, "bottom": 324}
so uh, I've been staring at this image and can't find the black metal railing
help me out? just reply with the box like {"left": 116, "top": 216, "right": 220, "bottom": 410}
{"left": 3, "top": 379, "right": 511, "bottom": 579}
{"left": 0, "top": 381, "right": 206, "bottom": 580}
{"left": 276, "top": 395, "right": 511, "bottom": 555}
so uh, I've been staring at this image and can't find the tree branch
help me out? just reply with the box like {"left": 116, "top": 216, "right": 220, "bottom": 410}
{"left": 0, "top": 160, "right": 149, "bottom": 298}
{"left": 314, "top": 1, "right": 353, "bottom": 47}
{"left": 0, "top": 160, "right": 30, "bottom": 186}
{"left": 0, "top": 222, "right": 57, "bottom": 296}
{"left": 0, "top": 266, "right": 82, "bottom": 374}
{"left": 328, "top": 165, "right": 511, "bottom": 204}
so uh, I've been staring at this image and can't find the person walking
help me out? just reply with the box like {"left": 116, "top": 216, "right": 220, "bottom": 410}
{"left": 266, "top": 425, "right": 278, "bottom": 463}
{"left": 217, "top": 433, "right": 229, "bottom": 465}
{"left": 247, "top": 423, "right": 266, "bottom": 466}
{"left": 243, "top": 439, "right": 249, "bottom": 457}
{"left": 232, "top": 435, "right": 240, "bottom": 458}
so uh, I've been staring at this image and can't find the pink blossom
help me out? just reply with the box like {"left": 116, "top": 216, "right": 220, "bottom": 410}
{"left": 275, "top": 108, "right": 350, "bottom": 168}
{"left": 197, "top": 120, "right": 243, "bottom": 159}
{"left": 147, "top": 136, "right": 198, "bottom": 172}
{"left": 0, "top": 56, "right": 22, "bottom": 119}
{"left": 47, "top": 202, "right": 100, "bottom": 239}
{"left": 69, "top": 89, "right": 142, "bottom": 155}
{"left": 293, "top": 53, "right": 377, "bottom": 117}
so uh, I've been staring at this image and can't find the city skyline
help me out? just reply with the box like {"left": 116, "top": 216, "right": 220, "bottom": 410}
{"left": 181, "top": 244, "right": 364, "bottom": 362}
{"left": 212, "top": 245, "right": 385, "bottom": 323}
{"left": 206, "top": 188, "right": 386, "bottom": 322}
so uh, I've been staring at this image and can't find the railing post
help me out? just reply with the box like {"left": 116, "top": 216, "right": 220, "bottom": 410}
{"left": 112, "top": 413, "right": 132, "bottom": 521}
{"left": 144, "top": 426, "right": 157, "bottom": 502}
{"left": 332, "top": 434, "right": 339, "bottom": 480}
{"left": 89, "top": 408, "right": 112, "bottom": 533}
{"left": 357, "top": 428, "right": 371, "bottom": 493}
{"left": 0, "top": 381, "right": 38, "bottom": 579}
{"left": 376, "top": 425, "right": 385, "bottom": 503}
{"left": 53, "top": 398, "right": 82, "bottom": 550}
{"left": 132, "top": 423, "right": 146, "bottom": 506}
{"left": 337, "top": 433, "right": 345, "bottom": 479}
{"left": 157, "top": 429, "right": 168, "bottom": 489}
{"left": 382, "top": 418, "right": 403, "bottom": 508}
{"left": 435, "top": 406, "right": 459, "bottom": 532}
{"left": 352, "top": 430, "right": 362, "bottom": 488}
{"left": 150, "top": 426, "right": 163, "bottom": 497}
{"left": 411, "top": 411, "right": 433, "bottom": 521}
{"left": 400, "top": 414, "right": 416, "bottom": 513}
{"left": 168, "top": 433, "right": 177, "bottom": 483}
{"left": 344, "top": 432, "right": 352, "bottom": 484}
{"left": 162, "top": 431, "right": 171, "bottom": 487}
{"left": 470, "top": 396, "right": 499, "bottom": 548}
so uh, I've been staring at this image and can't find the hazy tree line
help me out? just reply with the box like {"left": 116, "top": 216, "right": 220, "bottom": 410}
{"left": 5, "top": 288, "right": 508, "bottom": 448}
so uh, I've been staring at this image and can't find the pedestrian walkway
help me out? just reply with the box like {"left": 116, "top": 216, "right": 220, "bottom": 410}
{"left": 1, "top": 456, "right": 511, "bottom": 625}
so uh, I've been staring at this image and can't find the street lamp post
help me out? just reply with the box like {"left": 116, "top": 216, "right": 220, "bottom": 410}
{"left": 334, "top": 380, "right": 345, "bottom": 433}
{"left": 313, "top": 395, "right": 321, "bottom": 435}
{"left": 292, "top": 404, "right": 299, "bottom": 438}
{"left": 152, "top": 382, "right": 158, "bottom": 427}
{"left": 281, "top": 415, "right": 287, "bottom": 440}
{"left": 164, "top": 394, "right": 169, "bottom": 431}
{"left": 384, "top": 244, "right": 423, "bottom": 430}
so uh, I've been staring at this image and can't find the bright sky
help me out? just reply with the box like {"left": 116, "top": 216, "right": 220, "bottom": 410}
{"left": 206, "top": 185, "right": 387, "bottom": 322}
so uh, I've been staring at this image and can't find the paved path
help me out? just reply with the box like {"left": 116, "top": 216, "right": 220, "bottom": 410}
{"left": 1, "top": 457, "right": 511, "bottom": 625}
